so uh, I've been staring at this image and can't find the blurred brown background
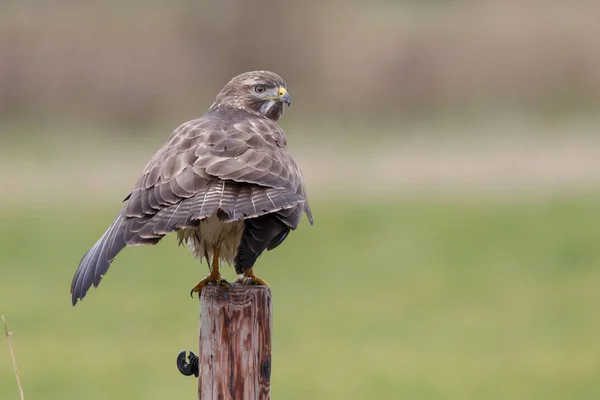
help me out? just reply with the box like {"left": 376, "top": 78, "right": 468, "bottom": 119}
{"left": 1, "top": 0, "right": 600, "bottom": 203}
{"left": 2, "top": 1, "right": 600, "bottom": 124}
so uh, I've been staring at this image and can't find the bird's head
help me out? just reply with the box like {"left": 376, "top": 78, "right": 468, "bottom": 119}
{"left": 210, "top": 71, "right": 291, "bottom": 121}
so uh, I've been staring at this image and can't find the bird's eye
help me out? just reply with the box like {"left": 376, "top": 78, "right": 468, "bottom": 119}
{"left": 254, "top": 85, "right": 266, "bottom": 94}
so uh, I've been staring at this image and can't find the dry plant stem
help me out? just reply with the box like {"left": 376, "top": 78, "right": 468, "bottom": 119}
{"left": 2, "top": 315, "right": 25, "bottom": 400}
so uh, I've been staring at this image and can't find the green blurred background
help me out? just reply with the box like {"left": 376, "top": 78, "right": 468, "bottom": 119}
{"left": 1, "top": 1, "right": 600, "bottom": 399}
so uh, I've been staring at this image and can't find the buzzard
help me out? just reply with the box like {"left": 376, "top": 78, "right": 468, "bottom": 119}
{"left": 71, "top": 71, "right": 313, "bottom": 305}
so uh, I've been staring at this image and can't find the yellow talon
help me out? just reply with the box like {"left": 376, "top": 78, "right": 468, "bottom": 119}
{"left": 190, "top": 247, "right": 230, "bottom": 297}
{"left": 235, "top": 268, "right": 269, "bottom": 286}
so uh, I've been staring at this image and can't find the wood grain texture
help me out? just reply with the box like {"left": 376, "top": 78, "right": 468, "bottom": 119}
{"left": 199, "top": 285, "right": 272, "bottom": 400}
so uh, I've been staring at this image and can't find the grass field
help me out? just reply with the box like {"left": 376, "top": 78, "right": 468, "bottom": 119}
{"left": 1, "top": 196, "right": 600, "bottom": 399}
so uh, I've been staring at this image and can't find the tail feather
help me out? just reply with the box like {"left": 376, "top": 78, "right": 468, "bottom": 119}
{"left": 234, "top": 214, "right": 290, "bottom": 274}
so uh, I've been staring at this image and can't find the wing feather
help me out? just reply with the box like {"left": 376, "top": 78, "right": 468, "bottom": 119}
{"left": 71, "top": 214, "right": 127, "bottom": 305}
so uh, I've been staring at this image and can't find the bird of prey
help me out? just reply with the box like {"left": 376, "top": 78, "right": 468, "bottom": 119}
{"left": 70, "top": 71, "right": 313, "bottom": 305}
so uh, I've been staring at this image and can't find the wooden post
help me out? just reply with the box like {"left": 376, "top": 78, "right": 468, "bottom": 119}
{"left": 199, "top": 285, "right": 272, "bottom": 400}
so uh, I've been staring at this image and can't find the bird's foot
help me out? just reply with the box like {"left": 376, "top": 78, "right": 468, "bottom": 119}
{"left": 190, "top": 274, "right": 231, "bottom": 298}
{"left": 235, "top": 269, "right": 269, "bottom": 286}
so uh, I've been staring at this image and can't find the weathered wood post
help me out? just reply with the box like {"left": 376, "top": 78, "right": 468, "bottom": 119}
{"left": 199, "top": 285, "right": 272, "bottom": 400}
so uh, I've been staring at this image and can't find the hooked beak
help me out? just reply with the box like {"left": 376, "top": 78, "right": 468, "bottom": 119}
{"left": 278, "top": 87, "right": 291, "bottom": 106}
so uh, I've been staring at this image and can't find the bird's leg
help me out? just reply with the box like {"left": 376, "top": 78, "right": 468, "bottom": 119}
{"left": 190, "top": 247, "right": 230, "bottom": 297}
{"left": 235, "top": 268, "right": 269, "bottom": 286}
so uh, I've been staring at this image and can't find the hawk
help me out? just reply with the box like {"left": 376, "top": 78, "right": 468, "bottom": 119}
{"left": 71, "top": 71, "right": 313, "bottom": 305}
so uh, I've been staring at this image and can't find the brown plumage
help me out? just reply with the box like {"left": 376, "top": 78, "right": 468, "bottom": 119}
{"left": 71, "top": 71, "right": 313, "bottom": 305}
